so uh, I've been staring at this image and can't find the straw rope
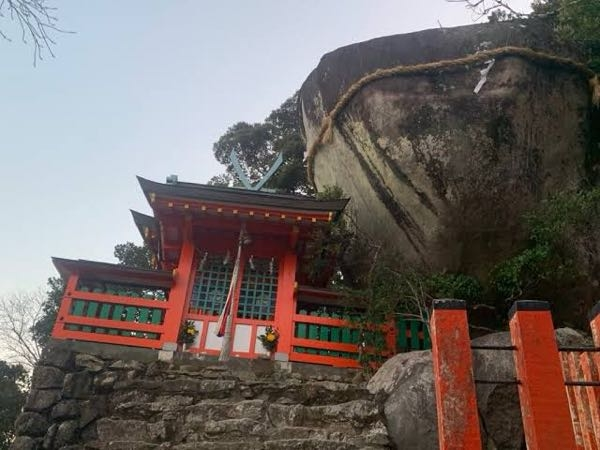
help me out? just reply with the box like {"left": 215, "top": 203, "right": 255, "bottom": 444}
{"left": 306, "top": 46, "right": 600, "bottom": 186}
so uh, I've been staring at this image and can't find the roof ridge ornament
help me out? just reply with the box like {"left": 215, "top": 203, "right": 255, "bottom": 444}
{"left": 229, "top": 150, "right": 283, "bottom": 192}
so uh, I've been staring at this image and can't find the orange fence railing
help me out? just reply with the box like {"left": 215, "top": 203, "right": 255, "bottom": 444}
{"left": 52, "top": 278, "right": 172, "bottom": 349}
{"left": 431, "top": 299, "right": 600, "bottom": 450}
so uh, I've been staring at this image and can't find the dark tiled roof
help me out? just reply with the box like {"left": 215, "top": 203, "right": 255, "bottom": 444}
{"left": 130, "top": 210, "right": 159, "bottom": 255}
{"left": 52, "top": 257, "right": 173, "bottom": 288}
{"left": 137, "top": 176, "right": 349, "bottom": 215}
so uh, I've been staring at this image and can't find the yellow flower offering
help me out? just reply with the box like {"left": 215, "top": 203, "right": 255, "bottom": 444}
{"left": 266, "top": 333, "right": 276, "bottom": 342}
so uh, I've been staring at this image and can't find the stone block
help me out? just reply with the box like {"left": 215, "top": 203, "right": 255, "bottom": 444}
{"left": 161, "top": 342, "right": 177, "bottom": 352}
{"left": 51, "top": 400, "right": 80, "bottom": 420}
{"left": 93, "top": 371, "right": 118, "bottom": 391}
{"left": 96, "top": 419, "right": 149, "bottom": 442}
{"left": 267, "top": 404, "right": 305, "bottom": 427}
{"left": 14, "top": 412, "right": 50, "bottom": 437}
{"left": 62, "top": 371, "right": 92, "bottom": 399}
{"left": 42, "top": 423, "right": 58, "bottom": 449}
{"left": 158, "top": 350, "right": 174, "bottom": 362}
{"left": 39, "top": 342, "right": 75, "bottom": 370}
{"left": 149, "top": 395, "right": 194, "bottom": 412}
{"left": 203, "top": 418, "right": 265, "bottom": 436}
{"left": 162, "top": 378, "right": 236, "bottom": 395}
{"left": 273, "top": 352, "right": 289, "bottom": 362}
{"left": 31, "top": 366, "right": 65, "bottom": 389}
{"left": 54, "top": 420, "right": 79, "bottom": 447}
{"left": 75, "top": 354, "right": 105, "bottom": 373}
{"left": 80, "top": 397, "right": 106, "bottom": 428}
{"left": 25, "top": 389, "right": 61, "bottom": 412}
{"left": 109, "top": 360, "right": 146, "bottom": 371}
{"left": 10, "top": 436, "right": 39, "bottom": 450}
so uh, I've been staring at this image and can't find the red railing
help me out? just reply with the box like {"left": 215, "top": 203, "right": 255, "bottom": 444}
{"left": 290, "top": 312, "right": 362, "bottom": 367}
{"left": 431, "top": 299, "right": 600, "bottom": 450}
{"left": 52, "top": 277, "right": 173, "bottom": 349}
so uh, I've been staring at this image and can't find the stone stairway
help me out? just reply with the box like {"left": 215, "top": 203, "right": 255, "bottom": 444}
{"left": 12, "top": 342, "right": 391, "bottom": 449}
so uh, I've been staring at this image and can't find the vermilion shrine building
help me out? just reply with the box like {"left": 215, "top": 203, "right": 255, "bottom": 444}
{"left": 51, "top": 177, "right": 429, "bottom": 367}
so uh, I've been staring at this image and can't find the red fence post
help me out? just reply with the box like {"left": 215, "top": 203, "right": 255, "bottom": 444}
{"left": 430, "top": 299, "right": 482, "bottom": 450}
{"left": 586, "top": 302, "right": 600, "bottom": 445}
{"left": 509, "top": 300, "right": 576, "bottom": 450}
{"left": 590, "top": 303, "right": 600, "bottom": 373}
{"left": 561, "top": 353, "right": 585, "bottom": 449}
{"left": 566, "top": 352, "right": 596, "bottom": 450}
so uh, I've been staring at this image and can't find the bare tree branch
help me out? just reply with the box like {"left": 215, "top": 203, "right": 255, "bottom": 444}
{"left": 446, "top": 0, "right": 529, "bottom": 20}
{"left": 0, "top": 0, "right": 69, "bottom": 64}
{"left": 0, "top": 290, "right": 45, "bottom": 370}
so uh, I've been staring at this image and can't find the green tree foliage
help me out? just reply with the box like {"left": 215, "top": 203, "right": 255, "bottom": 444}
{"left": 113, "top": 242, "right": 154, "bottom": 270}
{"left": 452, "top": 1, "right": 600, "bottom": 69}
{"left": 209, "top": 93, "right": 311, "bottom": 194}
{"left": 532, "top": 0, "right": 600, "bottom": 70}
{"left": 29, "top": 277, "right": 65, "bottom": 348}
{"left": 491, "top": 187, "right": 600, "bottom": 300}
{"left": 0, "top": 361, "right": 28, "bottom": 449}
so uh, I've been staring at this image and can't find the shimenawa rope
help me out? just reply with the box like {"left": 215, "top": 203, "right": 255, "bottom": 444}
{"left": 305, "top": 46, "right": 600, "bottom": 186}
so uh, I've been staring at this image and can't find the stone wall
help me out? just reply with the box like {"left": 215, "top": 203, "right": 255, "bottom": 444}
{"left": 11, "top": 340, "right": 389, "bottom": 450}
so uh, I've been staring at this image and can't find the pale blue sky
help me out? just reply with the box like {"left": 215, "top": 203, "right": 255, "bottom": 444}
{"left": 0, "top": 0, "right": 532, "bottom": 295}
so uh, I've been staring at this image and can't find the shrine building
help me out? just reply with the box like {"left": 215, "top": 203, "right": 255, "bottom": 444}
{"left": 51, "top": 176, "right": 430, "bottom": 367}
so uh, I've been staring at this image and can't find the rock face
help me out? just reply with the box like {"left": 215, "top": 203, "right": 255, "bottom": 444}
{"left": 367, "top": 328, "right": 588, "bottom": 450}
{"left": 12, "top": 340, "right": 389, "bottom": 450}
{"left": 300, "top": 20, "right": 595, "bottom": 274}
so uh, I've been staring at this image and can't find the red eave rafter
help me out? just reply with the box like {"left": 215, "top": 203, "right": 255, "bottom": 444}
{"left": 148, "top": 195, "right": 334, "bottom": 223}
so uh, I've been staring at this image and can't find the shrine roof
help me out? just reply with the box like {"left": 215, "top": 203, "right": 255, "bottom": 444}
{"left": 52, "top": 257, "right": 173, "bottom": 288}
{"left": 130, "top": 210, "right": 159, "bottom": 255}
{"left": 131, "top": 209, "right": 158, "bottom": 233}
{"left": 137, "top": 176, "right": 349, "bottom": 216}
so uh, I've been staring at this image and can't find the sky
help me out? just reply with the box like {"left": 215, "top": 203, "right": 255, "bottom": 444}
{"left": 0, "top": 0, "right": 533, "bottom": 296}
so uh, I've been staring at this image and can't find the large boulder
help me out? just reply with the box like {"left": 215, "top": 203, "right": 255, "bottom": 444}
{"left": 368, "top": 328, "right": 588, "bottom": 449}
{"left": 300, "top": 20, "right": 596, "bottom": 275}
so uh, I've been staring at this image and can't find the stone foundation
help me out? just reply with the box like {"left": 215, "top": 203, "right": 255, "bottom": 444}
{"left": 11, "top": 340, "right": 389, "bottom": 449}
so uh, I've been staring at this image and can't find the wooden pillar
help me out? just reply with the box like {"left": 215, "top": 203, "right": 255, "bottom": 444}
{"left": 273, "top": 251, "right": 297, "bottom": 361}
{"left": 579, "top": 352, "right": 600, "bottom": 449}
{"left": 566, "top": 352, "right": 596, "bottom": 450}
{"left": 51, "top": 274, "right": 79, "bottom": 339}
{"left": 509, "top": 300, "right": 576, "bottom": 450}
{"left": 586, "top": 302, "right": 600, "bottom": 445}
{"left": 561, "top": 353, "right": 585, "bottom": 450}
{"left": 162, "top": 220, "right": 195, "bottom": 347}
{"left": 430, "top": 299, "right": 481, "bottom": 450}
{"left": 590, "top": 302, "right": 600, "bottom": 354}
{"left": 385, "top": 317, "right": 397, "bottom": 356}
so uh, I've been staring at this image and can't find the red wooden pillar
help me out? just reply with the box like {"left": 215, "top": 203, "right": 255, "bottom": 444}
{"left": 162, "top": 220, "right": 195, "bottom": 347}
{"left": 567, "top": 352, "right": 597, "bottom": 450}
{"left": 590, "top": 303, "right": 600, "bottom": 363}
{"left": 385, "top": 317, "right": 397, "bottom": 356}
{"left": 430, "top": 299, "right": 482, "bottom": 450}
{"left": 509, "top": 300, "right": 576, "bottom": 450}
{"left": 579, "top": 352, "right": 600, "bottom": 449}
{"left": 273, "top": 251, "right": 297, "bottom": 361}
{"left": 586, "top": 302, "right": 600, "bottom": 444}
{"left": 51, "top": 274, "right": 79, "bottom": 339}
{"left": 561, "top": 353, "right": 585, "bottom": 450}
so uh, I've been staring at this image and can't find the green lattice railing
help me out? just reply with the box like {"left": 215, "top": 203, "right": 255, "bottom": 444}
{"left": 189, "top": 255, "right": 232, "bottom": 315}
{"left": 237, "top": 257, "right": 278, "bottom": 320}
